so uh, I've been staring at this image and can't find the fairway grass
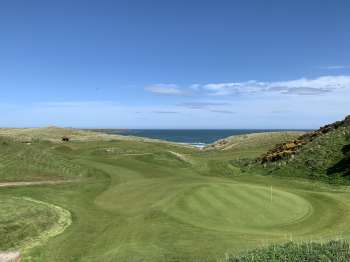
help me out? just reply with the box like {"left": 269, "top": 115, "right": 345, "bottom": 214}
{"left": 1, "top": 132, "right": 350, "bottom": 261}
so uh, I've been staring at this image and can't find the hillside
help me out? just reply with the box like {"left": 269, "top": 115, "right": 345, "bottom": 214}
{"left": 205, "top": 131, "right": 305, "bottom": 151}
{"left": 0, "top": 136, "right": 89, "bottom": 182}
{"left": 266, "top": 126, "right": 350, "bottom": 180}
{"left": 0, "top": 126, "right": 125, "bottom": 142}
{"left": 260, "top": 115, "right": 350, "bottom": 163}
{"left": 246, "top": 115, "right": 350, "bottom": 181}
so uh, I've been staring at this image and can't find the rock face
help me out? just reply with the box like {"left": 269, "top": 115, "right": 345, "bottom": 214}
{"left": 0, "top": 252, "right": 21, "bottom": 262}
{"left": 260, "top": 115, "right": 350, "bottom": 163}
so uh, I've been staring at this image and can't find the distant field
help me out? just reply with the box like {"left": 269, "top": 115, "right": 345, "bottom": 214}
{"left": 1, "top": 128, "right": 350, "bottom": 261}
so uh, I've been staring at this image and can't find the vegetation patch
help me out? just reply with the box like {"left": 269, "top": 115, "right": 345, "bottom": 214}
{"left": 0, "top": 197, "right": 71, "bottom": 251}
{"left": 0, "top": 137, "right": 88, "bottom": 181}
{"left": 259, "top": 126, "right": 350, "bottom": 181}
{"left": 260, "top": 115, "right": 350, "bottom": 163}
{"left": 226, "top": 240, "right": 350, "bottom": 262}
{"left": 233, "top": 118, "right": 350, "bottom": 183}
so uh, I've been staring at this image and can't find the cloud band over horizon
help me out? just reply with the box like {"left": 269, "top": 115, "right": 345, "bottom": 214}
{"left": 1, "top": 75, "right": 349, "bottom": 129}
{"left": 146, "top": 75, "right": 350, "bottom": 96}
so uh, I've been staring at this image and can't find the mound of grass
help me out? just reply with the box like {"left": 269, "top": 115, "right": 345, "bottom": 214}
{"left": 268, "top": 126, "right": 350, "bottom": 180}
{"left": 226, "top": 240, "right": 350, "bottom": 262}
{"left": 0, "top": 197, "right": 63, "bottom": 250}
{"left": 238, "top": 126, "right": 350, "bottom": 182}
{"left": 205, "top": 132, "right": 305, "bottom": 152}
{"left": 196, "top": 132, "right": 305, "bottom": 166}
{"left": 0, "top": 137, "right": 89, "bottom": 181}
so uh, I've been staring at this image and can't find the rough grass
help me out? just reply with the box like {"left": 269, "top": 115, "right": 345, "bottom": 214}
{"left": 205, "top": 132, "right": 304, "bottom": 152}
{"left": 0, "top": 137, "right": 88, "bottom": 181}
{"left": 1, "top": 130, "right": 350, "bottom": 261}
{"left": 226, "top": 240, "right": 350, "bottom": 262}
{"left": 0, "top": 196, "right": 71, "bottom": 251}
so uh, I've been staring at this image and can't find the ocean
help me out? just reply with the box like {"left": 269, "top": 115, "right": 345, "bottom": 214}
{"left": 98, "top": 129, "right": 303, "bottom": 147}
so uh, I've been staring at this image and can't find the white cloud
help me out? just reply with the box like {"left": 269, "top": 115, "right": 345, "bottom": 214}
{"left": 152, "top": 110, "right": 179, "bottom": 114}
{"left": 37, "top": 101, "right": 119, "bottom": 108}
{"left": 178, "top": 102, "right": 230, "bottom": 109}
{"left": 204, "top": 81, "right": 265, "bottom": 95}
{"left": 319, "top": 65, "right": 348, "bottom": 70}
{"left": 209, "top": 109, "right": 235, "bottom": 114}
{"left": 145, "top": 84, "right": 184, "bottom": 95}
{"left": 202, "top": 75, "right": 350, "bottom": 96}
{"left": 1, "top": 95, "right": 348, "bottom": 128}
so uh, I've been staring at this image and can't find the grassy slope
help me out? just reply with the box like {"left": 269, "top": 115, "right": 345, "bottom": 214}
{"left": 246, "top": 126, "right": 350, "bottom": 182}
{"left": 0, "top": 137, "right": 88, "bottom": 181}
{"left": 1, "top": 129, "right": 350, "bottom": 261}
{"left": 205, "top": 132, "right": 305, "bottom": 151}
{"left": 192, "top": 132, "right": 304, "bottom": 178}
{"left": 0, "top": 127, "right": 120, "bottom": 142}
{"left": 0, "top": 197, "right": 60, "bottom": 250}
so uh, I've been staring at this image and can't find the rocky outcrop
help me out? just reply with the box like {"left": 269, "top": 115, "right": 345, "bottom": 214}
{"left": 260, "top": 115, "right": 350, "bottom": 163}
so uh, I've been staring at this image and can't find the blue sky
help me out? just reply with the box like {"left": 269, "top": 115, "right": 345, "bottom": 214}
{"left": 1, "top": 0, "right": 349, "bottom": 128}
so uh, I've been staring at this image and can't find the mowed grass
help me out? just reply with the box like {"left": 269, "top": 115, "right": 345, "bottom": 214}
{"left": 167, "top": 183, "right": 312, "bottom": 233}
{"left": 1, "top": 131, "right": 350, "bottom": 261}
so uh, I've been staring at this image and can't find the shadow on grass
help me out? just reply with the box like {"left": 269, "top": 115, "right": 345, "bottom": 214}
{"left": 327, "top": 144, "right": 350, "bottom": 176}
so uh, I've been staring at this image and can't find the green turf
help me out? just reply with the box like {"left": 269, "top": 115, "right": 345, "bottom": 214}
{"left": 1, "top": 130, "right": 350, "bottom": 261}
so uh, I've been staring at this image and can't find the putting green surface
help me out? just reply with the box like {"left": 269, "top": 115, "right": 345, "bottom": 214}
{"left": 1, "top": 138, "right": 350, "bottom": 261}
{"left": 166, "top": 183, "right": 312, "bottom": 233}
{"left": 68, "top": 157, "right": 350, "bottom": 261}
